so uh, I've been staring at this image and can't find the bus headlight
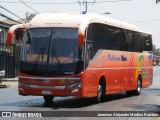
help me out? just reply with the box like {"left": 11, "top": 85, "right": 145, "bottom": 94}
{"left": 66, "top": 82, "right": 82, "bottom": 88}
{"left": 18, "top": 81, "right": 29, "bottom": 87}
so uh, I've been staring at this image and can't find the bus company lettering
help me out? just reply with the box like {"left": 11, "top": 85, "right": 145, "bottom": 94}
{"left": 98, "top": 54, "right": 127, "bottom": 67}
{"left": 107, "top": 54, "right": 127, "bottom": 61}
{"left": 107, "top": 54, "right": 121, "bottom": 61}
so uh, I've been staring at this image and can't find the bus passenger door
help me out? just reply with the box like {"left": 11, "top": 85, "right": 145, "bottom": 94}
{"left": 86, "top": 41, "right": 93, "bottom": 67}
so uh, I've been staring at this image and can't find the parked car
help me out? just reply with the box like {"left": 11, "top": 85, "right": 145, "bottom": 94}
{"left": 153, "top": 55, "right": 160, "bottom": 66}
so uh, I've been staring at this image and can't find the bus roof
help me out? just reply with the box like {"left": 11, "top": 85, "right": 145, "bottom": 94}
{"left": 27, "top": 12, "right": 151, "bottom": 34}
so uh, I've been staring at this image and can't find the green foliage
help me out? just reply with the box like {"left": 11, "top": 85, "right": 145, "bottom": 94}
{"left": 20, "top": 12, "right": 37, "bottom": 23}
{"left": 156, "top": 0, "right": 160, "bottom": 3}
{"left": 25, "top": 12, "right": 37, "bottom": 22}
{"left": 153, "top": 48, "right": 160, "bottom": 56}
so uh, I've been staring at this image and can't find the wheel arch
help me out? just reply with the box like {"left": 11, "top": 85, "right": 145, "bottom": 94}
{"left": 138, "top": 74, "right": 142, "bottom": 88}
{"left": 99, "top": 75, "right": 106, "bottom": 95}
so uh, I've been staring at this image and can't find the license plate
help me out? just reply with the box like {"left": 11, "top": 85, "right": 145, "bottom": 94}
{"left": 42, "top": 90, "right": 52, "bottom": 95}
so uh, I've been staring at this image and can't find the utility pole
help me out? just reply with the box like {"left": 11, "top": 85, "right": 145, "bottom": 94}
{"left": 85, "top": 1, "right": 88, "bottom": 13}
{"left": 78, "top": 0, "right": 95, "bottom": 14}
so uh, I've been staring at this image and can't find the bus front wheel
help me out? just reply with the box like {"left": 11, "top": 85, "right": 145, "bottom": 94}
{"left": 43, "top": 96, "right": 54, "bottom": 102}
{"left": 95, "top": 83, "right": 103, "bottom": 103}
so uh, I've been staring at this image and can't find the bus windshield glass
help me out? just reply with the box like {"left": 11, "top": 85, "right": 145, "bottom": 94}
{"left": 21, "top": 28, "right": 84, "bottom": 76}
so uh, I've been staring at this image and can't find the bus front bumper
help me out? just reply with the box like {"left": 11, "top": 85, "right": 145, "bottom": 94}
{"left": 18, "top": 81, "right": 82, "bottom": 97}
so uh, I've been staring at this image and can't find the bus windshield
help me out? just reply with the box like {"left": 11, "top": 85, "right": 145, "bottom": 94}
{"left": 20, "top": 28, "right": 84, "bottom": 76}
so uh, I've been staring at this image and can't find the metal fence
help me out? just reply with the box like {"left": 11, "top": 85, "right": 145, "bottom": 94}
{"left": 0, "top": 43, "right": 20, "bottom": 78}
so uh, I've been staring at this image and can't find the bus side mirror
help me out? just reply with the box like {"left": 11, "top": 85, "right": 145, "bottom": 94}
{"left": 78, "top": 34, "right": 84, "bottom": 46}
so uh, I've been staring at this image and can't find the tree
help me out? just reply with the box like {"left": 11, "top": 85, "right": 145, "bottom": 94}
{"left": 20, "top": 12, "right": 37, "bottom": 23}
{"left": 156, "top": 0, "right": 160, "bottom": 3}
{"left": 153, "top": 48, "right": 160, "bottom": 56}
{"left": 25, "top": 12, "right": 37, "bottom": 22}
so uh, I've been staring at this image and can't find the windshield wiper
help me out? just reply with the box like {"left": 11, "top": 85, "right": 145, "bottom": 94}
{"left": 50, "top": 31, "right": 62, "bottom": 74}
{"left": 32, "top": 39, "right": 46, "bottom": 74}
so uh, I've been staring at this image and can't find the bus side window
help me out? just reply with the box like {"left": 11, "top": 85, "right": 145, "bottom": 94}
{"left": 86, "top": 25, "right": 93, "bottom": 67}
{"left": 113, "top": 29, "right": 121, "bottom": 50}
{"left": 141, "top": 33, "right": 152, "bottom": 52}
{"left": 113, "top": 28, "right": 128, "bottom": 51}
{"left": 106, "top": 27, "right": 115, "bottom": 50}
{"left": 87, "top": 23, "right": 105, "bottom": 57}
{"left": 86, "top": 43, "right": 93, "bottom": 64}
{"left": 125, "top": 30, "right": 134, "bottom": 52}
{"left": 133, "top": 32, "right": 142, "bottom": 52}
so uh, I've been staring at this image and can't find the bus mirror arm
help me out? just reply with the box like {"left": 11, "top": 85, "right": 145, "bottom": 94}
{"left": 78, "top": 34, "right": 84, "bottom": 46}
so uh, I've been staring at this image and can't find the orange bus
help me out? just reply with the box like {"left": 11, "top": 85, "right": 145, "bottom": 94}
{"left": 7, "top": 13, "right": 153, "bottom": 103}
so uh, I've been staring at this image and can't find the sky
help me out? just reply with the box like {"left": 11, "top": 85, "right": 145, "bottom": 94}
{"left": 0, "top": 0, "right": 160, "bottom": 48}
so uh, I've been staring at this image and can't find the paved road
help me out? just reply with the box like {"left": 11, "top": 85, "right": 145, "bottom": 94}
{"left": 0, "top": 66, "right": 159, "bottom": 120}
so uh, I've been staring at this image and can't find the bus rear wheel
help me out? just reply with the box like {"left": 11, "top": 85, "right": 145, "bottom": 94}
{"left": 126, "top": 76, "right": 142, "bottom": 96}
{"left": 43, "top": 96, "right": 54, "bottom": 102}
{"left": 132, "top": 76, "right": 142, "bottom": 95}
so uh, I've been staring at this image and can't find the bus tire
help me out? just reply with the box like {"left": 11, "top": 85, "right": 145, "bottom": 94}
{"left": 132, "top": 76, "right": 142, "bottom": 95}
{"left": 95, "top": 83, "right": 103, "bottom": 103}
{"left": 95, "top": 78, "right": 106, "bottom": 103}
{"left": 43, "top": 96, "right": 54, "bottom": 102}
{"left": 126, "top": 76, "right": 142, "bottom": 96}
{"left": 126, "top": 91, "right": 132, "bottom": 97}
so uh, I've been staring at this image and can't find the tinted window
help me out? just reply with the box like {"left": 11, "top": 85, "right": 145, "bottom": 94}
{"left": 20, "top": 28, "right": 84, "bottom": 76}
{"left": 125, "top": 30, "right": 134, "bottom": 51}
{"left": 87, "top": 23, "right": 152, "bottom": 55}
{"left": 110, "top": 28, "right": 128, "bottom": 51}
{"left": 87, "top": 23, "right": 106, "bottom": 56}
{"left": 141, "top": 33, "right": 152, "bottom": 52}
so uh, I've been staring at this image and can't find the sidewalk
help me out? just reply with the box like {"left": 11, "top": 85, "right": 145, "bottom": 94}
{"left": 0, "top": 77, "right": 18, "bottom": 88}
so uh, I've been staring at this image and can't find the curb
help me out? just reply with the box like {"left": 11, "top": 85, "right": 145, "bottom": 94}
{"left": 0, "top": 77, "right": 18, "bottom": 88}
{"left": 0, "top": 77, "right": 18, "bottom": 82}
{"left": 1, "top": 80, "right": 18, "bottom": 82}
{"left": 0, "top": 84, "right": 7, "bottom": 88}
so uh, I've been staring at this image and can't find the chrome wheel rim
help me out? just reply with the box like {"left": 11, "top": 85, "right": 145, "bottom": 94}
{"left": 97, "top": 84, "right": 102, "bottom": 101}
{"left": 137, "top": 79, "right": 141, "bottom": 92}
